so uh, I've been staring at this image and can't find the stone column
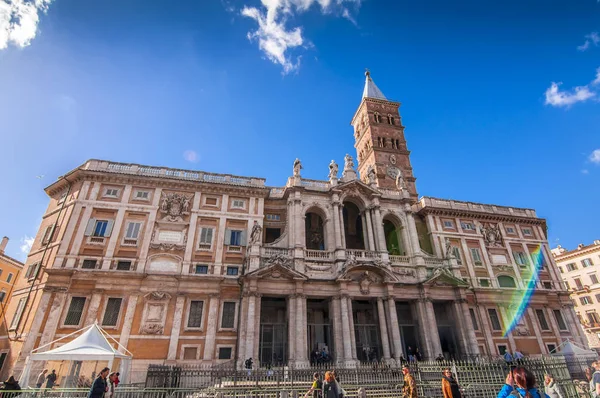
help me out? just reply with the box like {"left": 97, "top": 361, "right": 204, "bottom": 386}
{"left": 377, "top": 298, "right": 391, "bottom": 359}
{"left": 332, "top": 203, "right": 342, "bottom": 249}
{"left": 360, "top": 213, "right": 369, "bottom": 250}
{"left": 373, "top": 206, "right": 387, "bottom": 253}
{"left": 253, "top": 295, "right": 262, "bottom": 362}
{"left": 39, "top": 292, "right": 68, "bottom": 347}
{"left": 138, "top": 188, "right": 162, "bottom": 273}
{"left": 288, "top": 200, "right": 295, "bottom": 249}
{"left": 405, "top": 212, "right": 422, "bottom": 257}
{"left": 203, "top": 295, "right": 220, "bottom": 360}
{"left": 386, "top": 297, "right": 403, "bottom": 359}
{"left": 245, "top": 293, "right": 257, "bottom": 360}
{"left": 118, "top": 295, "right": 139, "bottom": 349}
{"left": 348, "top": 298, "right": 357, "bottom": 359}
{"left": 339, "top": 206, "right": 347, "bottom": 249}
{"left": 167, "top": 295, "right": 186, "bottom": 360}
{"left": 339, "top": 295, "right": 353, "bottom": 361}
{"left": 19, "top": 290, "right": 53, "bottom": 357}
{"left": 477, "top": 305, "right": 497, "bottom": 355}
{"left": 296, "top": 294, "right": 308, "bottom": 364}
{"left": 425, "top": 300, "right": 443, "bottom": 358}
{"left": 288, "top": 295, "right": 297, "bottom": 363}
{"left": 458, "top": 300, "right": 480, "bottom": 355}
{"left": 84, "top": 290, "right": 104, "bottom": 326}
{"left": 364, "top": 210, "right": 376, "bottom": 251}
{"left": 330, "top": 297, "right": 343, "bottom": 363}
{"left": 294, "top": 197, "right": 303, "bottom": 248}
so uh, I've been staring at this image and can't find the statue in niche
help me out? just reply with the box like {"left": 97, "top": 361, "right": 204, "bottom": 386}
{"left": 293, "top": 158, "right": 303, "bottom": 177}
{"left": 395, "top": 170, "right": 407, "bottom": 191}
{"left": 444, "top": 237, "right": 453, "bottom": 259}
{"left": 344, "top": 154, "right": 355, "bottom": 171}
{"left": 366, "top": 166, "right": 377, "bottom": 185}
{"left": 249, "top": 221, "right": 263, "bottom": 246}
{"left": 328, "top": 160, "right": 338, "bottom": 180}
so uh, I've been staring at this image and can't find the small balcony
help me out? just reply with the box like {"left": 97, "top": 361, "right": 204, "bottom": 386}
{"left": 346, "top": 249, "right": 382, "bottom": 261}
{"left": 389, "top": 255, "right": 410, "bottom": 265}
{"left": 582, "top": 321, "right": 600, "bottom": 330}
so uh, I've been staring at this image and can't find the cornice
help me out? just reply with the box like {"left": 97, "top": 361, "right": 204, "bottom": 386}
{"left": 417, "top": 206, "right": 544, "bottom": 225}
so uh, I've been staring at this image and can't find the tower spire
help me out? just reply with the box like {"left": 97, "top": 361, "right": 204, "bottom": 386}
{"left": 362, "top": 69, "right": 387, "bottom": 100}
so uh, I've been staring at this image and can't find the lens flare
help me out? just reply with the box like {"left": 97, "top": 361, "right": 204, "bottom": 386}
{"left": 502, "top": 245, "right": 544, "bottom": 337}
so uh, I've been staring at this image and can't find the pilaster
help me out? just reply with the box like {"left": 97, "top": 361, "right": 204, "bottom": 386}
{"left": 385, "top": 296, "right": 403, "bottom": 359}
{"left": 167, "top": 295, "right": 186, "bottom": 360}
{"left": 138, "top": 187, "right": 162, "bottom": 273}
{"left": 203, "top": 294, "right": 220, "bottom": 360}
{"left": 39, "top": 291, "right": 68, "bottom": 347}
{"left": 364, "top": 210, "right": 376, "bottom": 251}
{"left": 287, "top": 295, "right": 297, "bottom": 363}
{"left": 118, "top": 295, "right": 139, "bottom": 349}
{"left": 66, "top": 206, "right": 94, "bottom": 268}
{"left": 84, "top": 290, "right": 104, "bottom": 325}
{"left": 526, "top": 307, "right": 546, "bottom": 354}
{"left": 19, "top": 290, "right": 53, "bottom": 357}
{"left": 376, "top": 298, "right": 391, "bottom": 359}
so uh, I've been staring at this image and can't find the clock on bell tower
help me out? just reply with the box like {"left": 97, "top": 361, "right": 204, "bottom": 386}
{"left": 351, "top": 70, "right": 418, "bottom": 201}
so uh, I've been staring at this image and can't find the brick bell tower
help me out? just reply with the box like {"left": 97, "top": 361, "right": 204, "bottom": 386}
{"left": 351, "top": 70, "right": 418, "bottom": 200}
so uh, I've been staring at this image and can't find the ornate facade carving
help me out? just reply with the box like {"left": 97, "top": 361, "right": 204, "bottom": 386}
{"left": 478, "top": 222, "right": 503, "bottom": 247}
{"left": 159, "top": 192, "right": 193, "bottom": 222}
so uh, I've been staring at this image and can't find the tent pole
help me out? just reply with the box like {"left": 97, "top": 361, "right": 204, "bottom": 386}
{"left": 19, "top": 356, "right": 33, "bottom": 388}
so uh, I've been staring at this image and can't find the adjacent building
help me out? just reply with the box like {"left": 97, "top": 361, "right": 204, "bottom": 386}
{"left": 0, "top": 237, "right": 24, "bottom": 375}
{"left": 553, "top": 241, "right": 600, "bottom": 349}
{"left": 2, "top": 72, "right": 584, "bottom": 383}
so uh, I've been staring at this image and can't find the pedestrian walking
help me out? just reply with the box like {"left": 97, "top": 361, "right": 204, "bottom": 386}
{"left": 441, "top": 368, "right": 461, "bottom": 398}
{"left": 322, "top": 371, "right": 340, "bottom": 398}
{"left": 496, "top": 367, "right": 550, "bottom": 398}
{"left": 1, "top": 376, "right": 21, "bottom": 398}
{"left": 87, "top": 367, "right": 109, "bottom": 398}
{"left": 331, "top": 370, "right": 346, "bottom": 397}
{"left": 45, "top": 370, "right": 57, "bottom": 389}
{"left": 35, "top": 369, "right": 47, "bottom": 388}
{"left": 590, "top": 360, "right": 600, "bottom": 397}
{"left": 544, "top": 374, "right": 564, "bottom": 398}
{"left": 304, "top": 372, "right": 322, "bottom": 398}
{"left": 105, "top": 373, "right": 117, "bottom": 398}
{"left": 402, "top": 366, "right": 417, "bottom": 398}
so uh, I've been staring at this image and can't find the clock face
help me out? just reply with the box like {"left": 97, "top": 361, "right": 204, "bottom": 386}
{"left": 386, "top": 166, "right": 400, "bottom": 179}
{"left": 389, "top": 154, "right": 397, "bottom": 165}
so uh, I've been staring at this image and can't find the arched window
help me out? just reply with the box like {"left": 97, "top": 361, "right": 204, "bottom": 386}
{"left": 305, "top": 212, "right": 326, "bottom": 250}
{"left": 374, "top": 112, "right": 381, "bottom": 123}
{"left": 396, "top": 139, "right": 400, "bottom": 149}
{"left": 498, "top": 275, "right": 517, "bottom": 288}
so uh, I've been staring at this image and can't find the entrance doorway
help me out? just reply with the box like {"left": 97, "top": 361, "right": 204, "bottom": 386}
{"left": 307, "top": 299, "right": 333, "bottom": 364}
{"left": 259, "top": 298, "right": 288, "bottom": 366}
{"left": 434, "top": 302, "right": 460, "bottom": 359}
{"left": 352, "top": 300, "right": 381, "bottom": 362}
{"left": 396, "top": 302, "right": 420, "bottom": 357}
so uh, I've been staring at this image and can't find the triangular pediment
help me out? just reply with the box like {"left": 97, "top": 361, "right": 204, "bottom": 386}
{"left": 338, "top": 263, "right": 398, "bottom": 283}
{"left": 423, "top": 267, "right": 469, "bottom": 287}
{"left": 334, "top": 179, "right": 381, "bottom": 197}
{"left": 247, "top": 260, "right": 307, "bottom": 281}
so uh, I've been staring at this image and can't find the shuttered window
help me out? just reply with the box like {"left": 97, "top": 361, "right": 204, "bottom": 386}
{"left": 102, "top": 298, "right": 122, "bottom": 327}
{"left": 64, "top": 297, "right": 86, "bottom": 326}
{"left": 9, "top": 297, "right": 27, "bottom": 331}
{"left": 125, "top": 222, "right": 142, "bottom": 239}
{"left": 84, "top": 219, "right": 114, "bottom": 237}
{"left": 187, "top": 301, "right": 204, "bottom": 328}
{"left": 488, "top": 309, "right": 501, "bottom": 331}
{"left": 221, "top": 302, "right": 236, "bottom": 329}
{"left": 535, "top": 309, "right": 550, "bottom": 331}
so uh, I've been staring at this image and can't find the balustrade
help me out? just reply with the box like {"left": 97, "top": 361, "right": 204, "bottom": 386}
{"left": 304, "top": 249, "right": 332, "bottom": 260}
{"left": 389, "top": 255, "right": 410, "bottom": 264}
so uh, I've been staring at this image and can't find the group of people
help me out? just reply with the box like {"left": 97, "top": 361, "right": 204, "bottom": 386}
{"left": 35, "top": 369, "right": 58, "bottom": 389}
{"left": 503, "top": 350, "right": 526, "bottom": 364}
{"left": 310, "top": 348, "right": 332, "bottom": 364}
{"left": 87, "top": 368, "right": 120, "bottom": 398}
{"left": 303, "top": 370, "right": 346, "bottom": 398}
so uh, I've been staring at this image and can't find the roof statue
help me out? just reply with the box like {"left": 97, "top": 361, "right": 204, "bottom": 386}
{"left": 362, "top": 69, "right": 387, "bottom": 100}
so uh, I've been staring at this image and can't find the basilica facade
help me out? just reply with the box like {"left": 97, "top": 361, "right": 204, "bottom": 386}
{"left": 1, "top": 73, "right": 585, "bottom": 382}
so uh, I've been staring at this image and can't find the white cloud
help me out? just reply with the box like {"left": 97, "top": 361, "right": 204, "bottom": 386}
{"left": 0, "top": 0, "right": 53, "bottom": 50}
{"left": 19, "top": 235, "right": 34, "bottom": 255}
{"left": 590, "top": 149, "right": 600, "bottom": 164}
{"left": 183, "top": 150, "right": 199, "bottom": 163}
{"left": 593, "top": 67, "right": 600, "bottom": 86}
{"left": 240, "top": 0, "right": 360, "bottom": 74}
{"left": 581, "top": 169, "right": 589, "bottom": 174}
{"left": 578, "top": 32, "right": 600, "bottom": 52}
{"left": 544, "top": 82, "right": 595, "bottom": 107}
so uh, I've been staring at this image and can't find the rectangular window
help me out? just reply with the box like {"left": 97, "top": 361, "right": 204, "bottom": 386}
{"left": 522, "top": 228, "right": 533, "bottom": 236}
{"left": 93, "top": 220, "right": 109, "bottom": 237}
{"left": 574, "top": 278, "right": 584, "bottom": 289}
{"left": 183, "top": 347, "right": 198, "bottom": 360}
{"left": 461, "top": 222, "right": 475, "bottom": 231}
{"left": 187, "top": 301, "right": 204, "bottom": 328}
{"left": 195, "top": 265, "right": 208, "bottom": 274}
{"left": 583, "top": 258, "right": 594, "bottom": 268}
{"left": 505, "top": 227, "right": 516, "bottom": 235}
{"left": 451, "top": 247, "right": 462, "bottom": 264}
{"left": 81, "top": 259, "right": 98, "bottom": 269}
{"left": 443, "top": 220, "right": 455, "bottom": 229}
{"left": 566, "top": 263, "right": 578, "bottom": 271}
{"left": 198, "top": 227, "right": 214, "bottom": 250}
{"left": 9, "top": 297, "right": 27, "bottom": 331}
{"left": 221, "top": 302, "right": 236, "bottom": 329}
{"left": 125, "top": 222, "right": 142, "bottom": 240}
{"left": 84, "top": 219, "right": 113, "bottom": 239}
{"left": 498, "top": 345, "right": 508, "bottom": 355}
{"left": 0, "top": 291, "right": 5, "bottom": 303}
{"left": 64, "top": 297, "right": 86, "bottom": 326}
{"left": 135, "top": 190, "right": 150, "bottom": 200}
{"left": 25, "top": 263, "right": 40, "bottom": 280}
{"left": 204, "top": 197, "right": 218, "bottom": 206}
{"left": 591, "top": 274, "right": 599, "bottom": 284}
{"left": 470, "top": 248, "right": 483, "bottom": 265}
{"left": 227, "top": 230, "right": 244, "bottom": 247}
{"left": 469, "top": 308, "right": 479, "bottom": 330}
{"left": 581, "top": 296, "right": 593, "bottom": 305}
{"left": 488, "top": 309, "right": 502, "bottom": 331}
{"left": 41, "top": 224, "right": 56, "bottom": 245}
{"left": 513, "top": 251, "right": 529, "bottom": 267}
{"left": 102, "top": 298, "right": 122, "bottom": 327}
{"left": 104, "top": 188, "right": 119, "bottom": 197}
{"left": 553, "top": 309, "right": 568, "bottom": 331}
{"left": 218, "top": 347, "right": 232, "bottom": 360}
{"left": 547, "top": 344, "right": 556, "bottom": 354}
{"left": 266, "top": 214, "right": 281, "bottom": 221}
{"left": 588, "top": 312, "right": 600, "bottom": 324}
{"left": 226, "top": 266, "right": 239, "bottom": 276}
{"left": 543, "top": 281, "right": 552, "bottom": 289}
{"left": 479, "top": 279, "right": 490, "bottom": 287}
{"left": 116, "top": 261, "right": 132, "bottom": 271}
{"left": 231, "top": 199, "right": 246, "bottom": 209}
{"left": 535, "top": 309, "right": 550, "bottom": 330}
{"left": 7, "top": 273, "right": 13, "bottom": 284}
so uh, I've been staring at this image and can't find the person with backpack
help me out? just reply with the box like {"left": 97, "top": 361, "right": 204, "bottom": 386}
{"left": 496, "top": 367, "right": 550, "bottom": 398}
{"left": 322, "top": 371, "right": 340, "bottom": 398}
{"left": 590, "top": 361, "right": 600, "bottom": 398}
{"left": 304, "top": 372, "right": 323, "bottom": 398}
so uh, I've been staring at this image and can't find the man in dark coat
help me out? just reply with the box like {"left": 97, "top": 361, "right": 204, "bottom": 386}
{"left": 88, "top": 368, "right": 109, "bottom": 398}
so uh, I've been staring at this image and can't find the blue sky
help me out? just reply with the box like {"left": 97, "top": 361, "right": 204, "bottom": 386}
{"left": 0, "top": 0, "right": 599, "bottom": 261}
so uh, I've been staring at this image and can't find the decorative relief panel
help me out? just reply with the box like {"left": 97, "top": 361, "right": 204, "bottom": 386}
{"left": 140, "top": 291, "right": 172, "bottom": 335}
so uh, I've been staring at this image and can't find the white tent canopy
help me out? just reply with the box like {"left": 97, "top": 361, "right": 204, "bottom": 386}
{"left": 20, "top": 323, "right": 132, "bottom": 387}
{"left": 550, "top": 339, "right": 597, "bottom": 357}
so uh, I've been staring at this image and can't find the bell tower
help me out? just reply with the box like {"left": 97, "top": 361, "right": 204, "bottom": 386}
{"left": 351, "top": 70, "right": 418, "bottom": 200}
